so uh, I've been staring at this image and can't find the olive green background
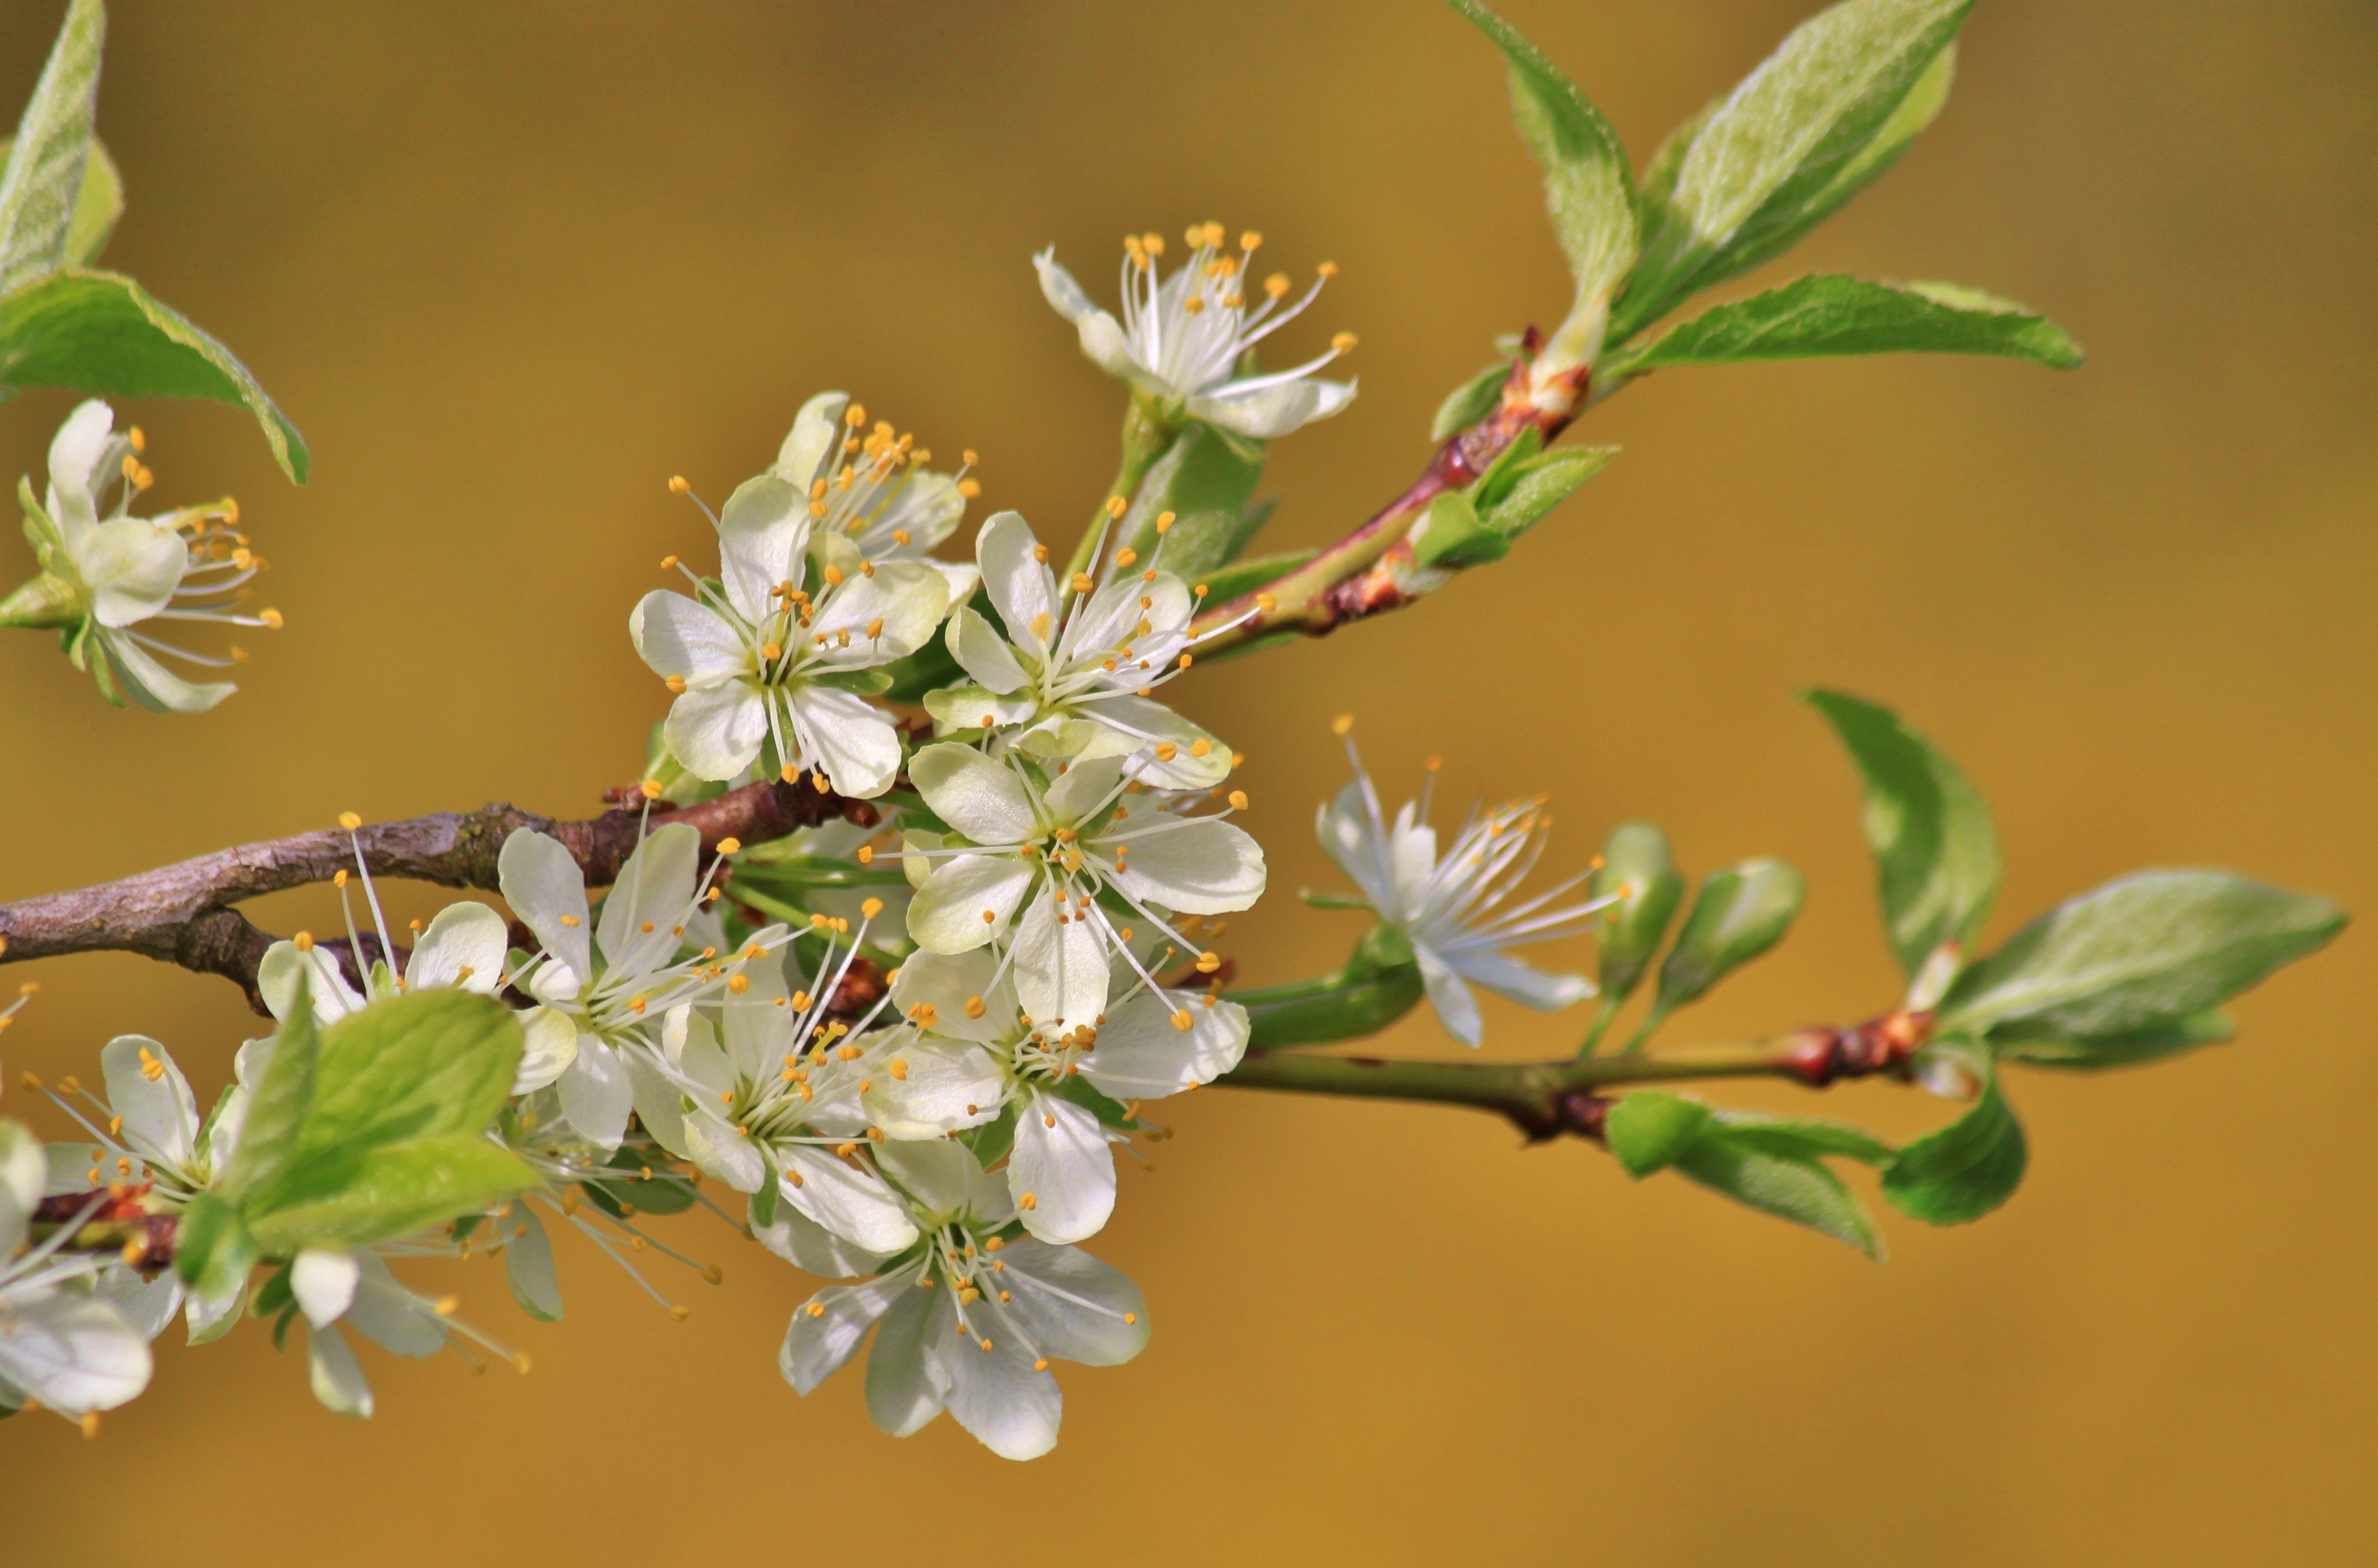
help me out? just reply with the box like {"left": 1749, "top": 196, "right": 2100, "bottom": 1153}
{"left": 2, "top": 2, "right": 2371, "bottom": 1562}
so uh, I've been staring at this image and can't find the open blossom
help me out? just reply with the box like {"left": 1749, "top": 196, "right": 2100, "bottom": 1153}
{"left": 631, "top": 468, "right": 952, "bottom": 795}
{"left": 1317, "top": 736, "right": 1608, "bottom": 1047}
{"left": 627, "top": 915, "right": 922, "bottom": 1258}
{"left": 777, "top": 1138, "right": 1149, "bottom": 1462}
{"left": 0, "top": 1119, "right": 152, "bottom": 1421}
{"left": 498, "top": 823, "right": 790, "bottom": 1149}
{"left": 901, "top": 745, "right": 1265, "bottom": 1036}
{"left": 871, "top": 944, "right": 1248, "bottom": 1244}
{"left": 769, "top": 391, "right": 983, "bottom": 606}
{"left": 1036, "top": 222, "right": 1357, "bottom": 439}
{"left": 2, "top": 400, "right": 278, "bottom": 712}
{"left": 284, "top": 1244, "right": 525, "bottom": 1419}
{"left": 930, "top": 509, "right": 1243, "bottom": 790}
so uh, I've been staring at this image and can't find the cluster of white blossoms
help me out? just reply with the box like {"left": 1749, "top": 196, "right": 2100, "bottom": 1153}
{"left": 6, "top": 244, "right": 1601, "bottom": 1459}
{"left": 3, "top": 400, "right": 281, "bottom": 712}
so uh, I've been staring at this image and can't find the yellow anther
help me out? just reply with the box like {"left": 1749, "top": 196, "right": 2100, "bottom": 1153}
{"left": 1332, "top": 331, "right": 1359, "bottom": 353}
{"left": 782, "top": 762, "right": 802, "bottom": 783}
{"left": 1071, "top": 572, "right": 1095, "bottom": 594}
{"left": 888, "top": 1059, "right": 910, "bottom": 1080}
{"left": 1264, "top": 271, "right": 1291, "bottom": 299}
{"left": 983, "top": 909, "right": 998, "bottom": 924}
{"left": 667, "top": 476, "right": 690, "bottom": 494}
{"left": 1018, "top": 1193, "right": 1037, "bottom": 1210}
{"left": 727, "top": 974, "right": 749, "bottom": 996}
{"left": 1228, "top": 790, "right": 1249, "bottom": 810}
{"left": 1124, "top": 1311, "right": 1138, "bottom": 1325}
{"left": 760, "top": 641, "right": 783, "bottom": 661}
{"left": 127, "top": 425, "right": 147, "bottom": 453}
{"left": 559, "top": 913, "right": 581, "bottom": 927}
{"left": 259, "top": 608, "right": 285, "bottom": 629}
{"left": 665, "top": 674, "right": 687, "bottom": 693}
{"left": 1196, "top": 951, "right": 1222, "bottom": 973}
{"left": 639, "top": 779, "right": 663, "bottom": 801}
{"left": 1171, "top": 1010, "right": 1194, "bottom": 1031}
{"left": 807, "top": 1301, "right": 826, "bottom": 1318}
{"left": 1189, "top": 738, "right": 1212, "bottom": 758}
{"left": 1183, "top": 295, "right": 1205, "bottom": 315}
{"left": 845, "top": 403, "right": 867, "bottom": 428}
{"left": 1032, "top": 543, "right": 1050, "bottom": 564}
{"left": 1178, "top": 653, "right": 1194, "bottom": 670}
{"left": 1332, "top": 713, "right": 1355, "bottom": 736}
{"left": 866, "top": 616, "right": 884, "bottom": 639}
{"left": 855, "top": 846, "right": 875, "bottom": 866}
{"left": 812, "top": 770, "right": 830, "bottom": 794}
{"left": 861, "top": 897, "right": 884, "bottom": 920}
{"left": 669, "top": 1305, "right": 692, "bottom": 1322}
{"left": 823, "top": 564, "right": 845, "bottom": 587}
{"left": 1105, "top": 495, "right": 1127, "bottom": 521}
{"left": 293, "top": 931, "right": 315, "bottom": 951}
{"left": 1317, "top": 261, "right": 1339, "bottom": 278}
{"left": 333, "top": 868, "right": 349, "bottom": 888}
{"left": 1154, "top": 741, "right": 1178, "bottom": 762}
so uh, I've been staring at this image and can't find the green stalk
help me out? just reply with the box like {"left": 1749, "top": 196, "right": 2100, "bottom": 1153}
{"left": 0, "top": 571, "right": 79, "bottom": 629}
{"left": 1063, "top": 399, "right": 1176, "bottom": 580}
{"left": 1218, "top": 1038, "right": 1809, "bottom": 1117}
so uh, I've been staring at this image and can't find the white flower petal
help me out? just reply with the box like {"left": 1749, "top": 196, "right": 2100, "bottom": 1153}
{"left": 631, "top": 590, "right": 749, "bottom": 684}
{"left": 79, "top": 518, "right": 185, "bottom": 628}
{"left": 997, "top": 1237, "right": 1150, "bottom": 1366}
{"left": 770, "top": 390, "right": 849, "bottom": 489}
{"left": 909, "top": 742, "right": 1037, "bottom": 844}
{"left": 807, "top": 562, "right": 949, "bottom": 665}
{"left": 682, "top": 1113, "right": 769, "bottom": 1193}
{"left": 787, "top": 683, "right": 904, "bottom": 799}
{"left": 1008, "top": 1090, "right": 1115, "bottom": 1244}
{"left": 1082, "top": 694, "right": 1232, "bottom": 790}
{"left": 1083, "top": 993, "right": 1248, "bottom": 1100}
{"left": 503, "top": 1205, "right": 565, "bottom": 1322}
{"left": 717, "top": 474, "right": 810, "bottom": 623}
{"left": 780, "top": 1145, "right": 922, "bottom": 1256}
{"left": 1112, "top": 817, "right": 1267, "bottom": 915}
{"left": 976, "top": 510, "right": 1054, "bottom": 649}
{"left": 945, "top": 606, "right": 1029, "bottom": 694}
{"left": 888, "top": 948, "right": 1014, "bottom": 1045}
{"left": 1445, "top": 948, "right": 1594, "bottom": 1013}
{"left": 1187, "top": 375, "right": 1357, "bottom": 438}
{"left": 497, "top": 830, "right": 593, "bottom": 980}
{"left": 1009, "top": 892, "right": 1109, "bottom": 1033}
{"left": 94, "top": 1265, "right": 183, "bottom": 1342}
{"left": 598, "top": 822, "right": 700, "bottom": 977}
{"left": 1041, "top": 754, "right": 1127, "bottom": 824}
{"left": 924, "top": 683, "right": 1037, "bottom": 737}
{"left": 754, "top": 1199, "right": 898, "bottom": 1278}
{"left": 940, "top": 1287, "right": 1063, "bottom": 1460}
{"left": 558, "top": 1035, "right": 634, "bottom": 1149}
{"left": 512, "top": 1007, "right": 581, "bottom": 1096}
{"left": 864, "top": 1279, "right": 951, "bottom": 1438}
{"left": 782, "top": 1275, "right": 904, "bottom": 1395}
{"left": 305, "top": 1322, "right": 372, "bottom": 1417}
{"left": 404, "top": 901, "right": 508, "bottom": 994}
{"left": 873, "top": 1137, "right": 981, "bottom": 1217}
{"left": 46, "top": 400, "right": 114, "bottom": 533}
{"left": 623, "top": 1039, "right": 690, "bottom": 1159}
{"left": 98, "top": 1035, "right": 198, "bottom": 1171}
{"left": 664, "top": 679, "right": 770, "bottom": 783}
{"left": 344, "top": 1254, "right": 446, "bottom": 1357}
{"left": 184, "top": 1274, "right": 246, "bottom": 1346}
{"left": 99, "top": 635, "right": 233, "bottom": 713}
{"left": 1415, "top": 945, "right": 1484, "bottom": 1049}
{"left": 292, "top": 1248, "right": 360, "bottom": 1329}
{"left": 907, "top": 855, "right": 1035, "bottom": 953}
{"left": 0, "top": 1293, "right": 151, "bottom": 1415}
{"left": 863, "top": 1038, "right": 1004, "bottom": 1139}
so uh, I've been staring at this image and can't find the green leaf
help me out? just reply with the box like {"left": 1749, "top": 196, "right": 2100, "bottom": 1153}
{"left": 0, "top": 134, "right": 120, "bottom": 269}
{"left": 0, "top": 269, "right": 308, "bottom": 482}
{"left": 749, "top": 1154, "right": 780, "bottom": 1229}
{"left": 1937, "top": 870, "right": 2347, "bottom": 1039}
{"left": 0, "top": 0, "right": 104, "bottom": 295}
{"left": 1589, "top": 822, "right": 1683, "bottom": 1005}
{"left": 1432, "top": 360, "right": 1511, "bottom": 440}
{"left": 811, "top": 668, "right": 893, "bottom": 696}
{"left": 1616, "top": 0, "right": 1969, "bottom": 339}
{"left": 217, "top": 997, "right": 320, "bottom": 1208}
{"left": 172, "top": 1189, "right": 256, "bottom": 1297}
{"left": 1190, "top": 547, "right": 1315, "bottom": 607}
{"left": 290, "top": 990, "right": 523, "bottom": 1168}
{"left": 1675, "top": 1132, "right": 1882, "bottom": 1257}
{"left": 1472, "top": 446, "right": 1613, "bottom": 540}
{"left": 1447, "top": 0, "right": 1638, "bottom": 327}
{"left": 963, "top": 1103, "right": 1018, "bottom": 1167}
{"left": 1709, "top": 1108, "right": 1894, "bottom": 1166}
{"left": 1604, "top": 1090, "right": 1711, "bottom": 1177}
{"left": 1803, "top": 688, "right": 2001, "bottom": 979}
{"left": 1114, "top": 421, "right": 1265, "bottom": 580}
{"left": 245, "top": 1135, "right": 538, "bottom": 1251}
{"left": 1994, "top": 1009, "right": 2234, "bottom": 1071}
{"left": 1410, "top": 489, "right": 1509, "bottom": 571}
{"left": 588, "top": 1145, "right": 697, "bottom": 1214}
{"left": 1653, "top": 858, "right": 1806, "bottom": 1013}
{"left": 1052, "top": 1073, "right": 1138, "bottom": 1131}
{"left": 1881, "top": 1044, "right": 2025, "bottom": 1224}
{"left": 1609, "top": 274, "right": 2081, "bottom": 376}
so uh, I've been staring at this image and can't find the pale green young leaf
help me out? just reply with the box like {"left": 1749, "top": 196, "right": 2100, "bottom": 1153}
{"left": 1616, "top": 0, "right": 1967, "bottom": 339}
{"left": 0, "top": 268, "right": 309, "bottom": 482}
{"left": 0, "top": 134, "right": 119, "bottom": 268}
{"left": 1411, "top": 488, "right": 1508, "bottom": 571}
{"left": 1675, "top": 1134, "right": 1882, "bottom": 1257}
{"left": 245, "top": 1136, "right": 538, "bottom": 1251}
{"left": 1605, "top": 1090, "right": 1711, "bottom": 1178}
{"left": 1653, "top": 858, "right": 1806, "bottom": 1013}
{"left": 1881, "top": 1043, "right": 2025, "bottom": 1224}
{"left": 1994, "top": 1009, "right": 2234, "bottom": 1071}
{"left": 171, "top": 1189, "right": 257, "bottom": 1297}
{"left": 0, "top": 0, "right": 104, "bottom": 296}
{"left": 1431, "top": 360, "right": 1510, "bottom": 440}
{"left": 1113, "top": 421, "right": 1264, "bottom": 579}
{"left": 1803, "top": 688, "right": 2001, "bottom": 978}
{"left": 1937, "top": 870, "right": 2345, "bottom": 1039}
{"left": 1446, "top": 0, "right": 1637, "bottom": 324}
{"left": 1709, "top": 1107, "right": 1895, "bottom": 1167}
{"left": 1474, "top": 446, "right": 1613, "bottom": 539}
{"left": 217, "top": 996, "right": 319, "bottom": 1207}
{"left": 1608, "top": 274, "right": 2081, "bottom": 376}
{"left": 293, "top": 989, "right": 524, "bottom": 1165}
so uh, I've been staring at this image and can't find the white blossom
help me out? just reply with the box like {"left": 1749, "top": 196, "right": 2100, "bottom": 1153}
{"left": 776, "top": 1138, "right": 1149, "bottom": 1462}
{"left": 0, "top": 1119, "right": 152, "bottom": 1421}
{"left": 5, "top": 400, "right": 278, "bottom": 712}
{"left": 1036, "top": 223, "right": 1357, "bottom": 439}
{"left": 769, "top": 391, "right": 983, "bottom": 606}
{"left": 631, "top": 463, "right": 953, "bottom": 795}
{"left": 1317, "top": 737, "right": 1608, "bottom": 1047}
{"left": 929, "top": 509, "right": 1244, "bottom": 790}
{"left": 869, "top": 945, "right": 1245, "bottom": 1244}
{"left": 900, "top": 745, "right": 1264, "bottom": 1037}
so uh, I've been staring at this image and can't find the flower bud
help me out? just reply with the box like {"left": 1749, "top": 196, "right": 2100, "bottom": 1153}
{"left": 1653, "top": 858, "right": 1805, "bottom": 1013}
{"left": 1589, "top": 822, "right": 1682, "bottom": 1004}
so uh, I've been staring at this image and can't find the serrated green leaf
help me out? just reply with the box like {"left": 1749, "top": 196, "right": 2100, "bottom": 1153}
{"left": 1609, "top": 274, "right": 2081, "bottom": 376}
{"left": 218, "top": 996, "right": 319, "bottom": 1208}
{"left": 1590, "top": 822, "right": 1683, "bottom": 1005}
{"left": 1616, "top": 0, "right": 1967, "bottom": 339}
{"left": 1709, "top": 1107, "right": 1894, "bottom": 1166}
{"left": 1675, "top": 1132, "right": 1882, "bottom": 1257}
{"left": 1605, "top": 1090, "right": 1711, "bottom": 1177}
{"left": 1114, "top": 420, "right": 1265, "bottom": 580}
{"left": 1803, "top": 688, "right": 2001, "bottom": 979}
{"left": 290, "top": 989, "right": 523, "bottom": 1168}
{"left": 1447, "top": 0, "right": 1637, "bottom": 334}
{"left": 246, "top": 1136, "right": 538, "bottom": 1251}
{"left": 1432, "top": 360, "right": 1510, "bottom": 440}
{"left": 1653, "top": 858, "right": 1806, "bottom": 1013}
{"left": 1994, "top": 1009, "right": 2234, "bottom": 1071}
{"left": 1474, "top": 446, "right": 1613, "bottom": 539}
{"left": 0, "top": 268, "right": 308, "bottom": 482}
{"left": 0, "top": 0, "right": 103, "bottom": 296}
{"left": 1937, "top": 870, "right": 2346, "bottom": 1039}
{"left": 1881, "top": 1045, "right": 2024, "bottom": 1224}
{"left": 1410, "top": 488, "right": 1508, "bottom": 570}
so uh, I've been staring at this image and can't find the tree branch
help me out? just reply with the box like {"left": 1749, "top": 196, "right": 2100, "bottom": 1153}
{"left": 0, "top": 777, "right": 880, "bottom": 1013}
{"left": 1214, "top": 1010, "right": 1931, "bottom": 1142}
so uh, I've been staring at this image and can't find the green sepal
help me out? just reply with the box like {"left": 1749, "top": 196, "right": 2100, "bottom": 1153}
{"left": 748, "top": 1150, "right": 781, "bottom": 1229}
{"left": 1590, "top": 822, "right": 1683, "bottom": 1005}
{"left": 1881, "top": 1042, "right": 2026, "bottom": 1225}
{"left": 810, "top": 668, "right": 894, "bottom": 697}
{"left": 1239, "top": 924, "right": 1427, "bottom": 1050}
{"left": 247, "top": 1259, "right": 294, "bottom": 1319}
{"left": 964, "top": 1103, "right": 1019, "bottom": 1167}
{"left": 1652, "top": 858, "right": 1806, "bottom": 1013}
{"left": 589, "top": 1145, "right": 697, "bottom": 1215}
{"left": 269, "top": 1301, "right": 299, "bottom": 1351}
{"left": 1051, "top": 1073, "right": 1137, "bottom": 1132}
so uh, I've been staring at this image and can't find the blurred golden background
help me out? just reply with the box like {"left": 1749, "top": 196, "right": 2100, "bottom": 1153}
{"left": 2, "top": 1, "right": 2372, "bottom": 1561}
